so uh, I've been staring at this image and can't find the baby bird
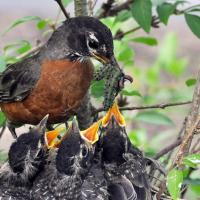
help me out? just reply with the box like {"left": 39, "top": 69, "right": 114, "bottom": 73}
{"left": 31, "top": 119, "right": 99, "bottom": 200}
{"left": 0, "top": 115, "right": 53, "bottom": 199}
{"left": 81, "top": 120, "right": 109, "bottom": 200}
{"left": 101, "top": 102, "right": 151, "bottom": 200}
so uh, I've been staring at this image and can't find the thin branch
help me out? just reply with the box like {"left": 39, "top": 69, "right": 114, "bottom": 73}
{"left": 157, "top": 71, "right": 200, "bottom": 200}
{"left": 93, "top": 101, "right": 192, "bottom": 115}
{"left": 16, "top": 42, "right": 45, "bottom": 60}
{"left": 54, "top": 0, "right": 70, "bottom": 19}
{"left": 98, "top": 0, "right": 115, "bottom": 18}
{"left": 153, "top": 139, "right": 182, "bottom": 160}
{"left": 74, "top": 0, "right": 88, "bottom": 16}
{"left": 114, "top": 26, "right": 140, "bottom": 40}
{"left": 0, "top": 124, "right": 6, "bottom": 140}
{"left": 98, "top": 0, "right": 133, "bottom": 18}
{"left": 174, "top": 71, "right": 200, "bottom": 166}
{"left": 92, "top": 0, "right": 98, "bottom": 10}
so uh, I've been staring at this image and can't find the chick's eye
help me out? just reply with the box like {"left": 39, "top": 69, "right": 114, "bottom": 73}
{"left": 88, "top": 40, "right": 99, "bottom": 49}
{"left": 81, "top": 145, "right": 88, "bottom": 158}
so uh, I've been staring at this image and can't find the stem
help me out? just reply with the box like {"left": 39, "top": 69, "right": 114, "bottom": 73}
{"left": 74, "top": 0, "right": 88, "bottom": 16}
{"left": 94, "top": 101, "right": 192, "bottom": 115}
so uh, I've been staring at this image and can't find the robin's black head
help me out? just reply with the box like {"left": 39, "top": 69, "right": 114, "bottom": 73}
{"left": 65, "top": 16, "right": 114, "bottom": 63}
{"left": 56, "top": 119, "right": 99, "bottom": 177}
{"left": 8, "top": 115, "right": 49, "bottom": 174}
{"left": 48, "top": 16, "right": 119, "bottom": 67}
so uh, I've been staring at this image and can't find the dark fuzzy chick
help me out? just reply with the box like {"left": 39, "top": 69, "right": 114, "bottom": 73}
{"left": 31, "top": 120, "right": 98, "bottom": 200}
{"left": 102, "top": 117, "right": 151, "bottom": 200}
{"left": 0, "top": 115, "right": 49, "bottom": 200}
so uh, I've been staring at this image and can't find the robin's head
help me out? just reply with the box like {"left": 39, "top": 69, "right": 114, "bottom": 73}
{"left": 58, "top": 16, "right": 119, "bottom": 67}
{"left": 56, "top": 119, "right": 99, "bottom": 177}
{"left": 8, "top": 115, "right": 49, "bottom": 174}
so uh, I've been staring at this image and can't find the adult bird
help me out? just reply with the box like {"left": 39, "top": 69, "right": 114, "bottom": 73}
{"left": 0, "top": 15, "right": 130, "bottom": 138}
{"left": 0, "top": 115, "right": 59, "bottom": 200}
{"left": 31, "top": 119, "right": 99, "bottom": 200}
{"left": 101, "top": 103, "right": 152, "bottom": 200}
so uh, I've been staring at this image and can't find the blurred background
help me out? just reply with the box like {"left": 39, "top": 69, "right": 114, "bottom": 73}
{"left": 0, "top": 1, "right": 200, "bottom": 199}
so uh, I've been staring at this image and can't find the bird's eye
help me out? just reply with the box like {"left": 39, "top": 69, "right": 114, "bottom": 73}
{"left": 88, "top": 40, "right": 99, "bottom": 49}
{"left": 81, "top": 145, "right": 88, "bottom": 158}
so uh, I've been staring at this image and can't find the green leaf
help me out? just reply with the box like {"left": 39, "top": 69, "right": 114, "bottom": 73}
{"left": 0, "top": 56, "right": 6, "bottom": 72}
{"left": 167, "top": 169, "right": 183, "bottom": 200}
{"left": 0, "top": 112, "right": 6, "bottom": 126}
{"left": 157, "top": 3, "right": 176, "bottom": 25}
{"left": 62, "top": 0, "right": 72, "bottom": 7}
{"left": 37, "top": 19, "right": 47, "bottom": 30}
{"left": 115, "top": 10, "right": 132, "bottom": 23}
{"left": 132, "top": 37, "right": 158, "bottom": 46}
{"left": 186, "top": 78, "right": 197, "bottom": 87}
{"left": 185, "top": 14, "right": 200, "bottom": 39}
{"left": 190, "top": 184, "right": 200, "bottom": 196}
{"left": 91, "top": 80, "right": 104, "bottom": 98}
{"left": 121, "top": 90, "right": 142, "bottom": 97}
{"left": 4, "top": 40, "right": 31, "bottom": 56}
{"left": 0, "top": 151, "right": 7, "bottom": 163}
{"left": 2, "top": 16, "right": 41, "bottom": 35}
{"left": 131, "top": 0, "right": 152, "bottom": 33}
{"left": 183, "top": 154, "right": 200, "bottom": 168}
{"left": 114, "top": 41, "right": 134, "bottom": 66}
{"left": 135, "top": 111, "right": 174, "bottom": 126}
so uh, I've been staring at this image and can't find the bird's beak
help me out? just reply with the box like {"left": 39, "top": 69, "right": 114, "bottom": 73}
{"left": 37, "top": 114, "right": 49, "bottom": 134}
{"left": 80, "top": 119, "right": 101, "bottom": 145}
{"left": 44, "top": 127, "right": 65, "bottom": 149}
{"left": 102, "top": 102, "right": 126, "bottom": 127}
{"left": 92, "top": 53, "right": 121, "bottom": 70}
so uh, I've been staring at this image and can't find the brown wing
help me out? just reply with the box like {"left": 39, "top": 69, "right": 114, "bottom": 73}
{"left": 0, "top": 55, "right": 41, "bottom": 103}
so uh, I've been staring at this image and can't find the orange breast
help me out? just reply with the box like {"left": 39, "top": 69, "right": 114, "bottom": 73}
{"left": 1, "top": 59, "right": 94, "bottom": 125}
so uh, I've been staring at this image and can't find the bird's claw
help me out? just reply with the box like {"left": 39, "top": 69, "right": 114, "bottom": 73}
{"left": 118, "top": 74, "right": 133, "bottom": 90}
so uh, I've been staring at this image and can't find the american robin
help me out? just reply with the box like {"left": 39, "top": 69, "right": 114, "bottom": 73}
{"left": 0, "top": 115, "right": 61, "bottom": 200}
{"left": 31, "top": 119, "right": 99, "bottom": 200}
{"left": 0, "top": 15, "right": 128, "bottom": 138}
{"left": 101, "top": 103, "right": 152, "bottom": 200}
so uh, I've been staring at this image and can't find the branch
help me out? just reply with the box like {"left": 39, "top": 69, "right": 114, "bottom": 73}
{"left": 54, "top": 0, "right": 70, "bottom": 19}
{"left": 153, "top": 138, "right": 182, "bottom": 160}
{"left": 74, "top": 0, "right": 88, "bottom": 16}
{"left": 157, "top": 71, "right": 200, "bottom": 199}
{"left": 174, "top": 71, "right": 200, "bottom": 166}
{"left": 93, "top": 101, "right": 192, "bottom": 115}
{"left": 98, "top": 0, "right": 133, "bottom": 18}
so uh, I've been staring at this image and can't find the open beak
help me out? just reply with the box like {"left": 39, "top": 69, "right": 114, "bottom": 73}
{"left": 102, "top": 102, "right": 126, "bottom": 127}
{"left": 44, "top": 127, "right": 65, "bottom": 149}
{"left": 80, "top": 119, "right": 101, "bottom": 145}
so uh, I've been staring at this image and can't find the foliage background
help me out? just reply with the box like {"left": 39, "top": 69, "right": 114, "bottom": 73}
{"left": 0, "top": 0, "right": 200, "bottom": 199}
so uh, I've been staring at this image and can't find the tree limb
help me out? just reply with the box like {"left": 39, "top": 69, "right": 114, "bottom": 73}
{"left": 153, "top": 139, "right": 182, "bottom": 160}
{"left": 93, "top": 101, "right": 192, "bottom": 115}
{"left": 74, "top": 0, "right": 88, "bottom": 16}
{"left": 98, "top": 0, "right": 133, "bottom": 18}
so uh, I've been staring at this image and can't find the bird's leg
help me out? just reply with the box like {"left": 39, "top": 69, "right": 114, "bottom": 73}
{"left": 54, "top": 0, "right": 70, "bottom": 19}
{"left": 6, "top": 121, "right": 18, "bottom": 139}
